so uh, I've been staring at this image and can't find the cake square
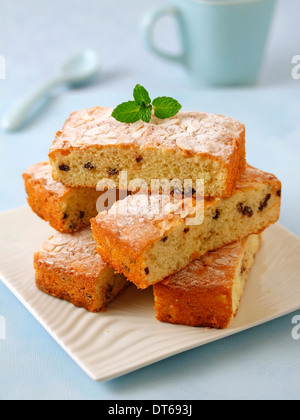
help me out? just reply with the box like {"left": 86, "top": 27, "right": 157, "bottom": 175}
{"left": 34, "top": 229, "right": 129, "bottom": 312}
{"left": 23, "top": 162, "right": 107, "bottom": 233}
{"left": 48, "top": 107, "right": 246, "bottom": 198}
{"left": 91, "top": 165, "right": 281, "bottom": 289}
{"left": 153, "top": 234, "right": 261, "bottom": 329}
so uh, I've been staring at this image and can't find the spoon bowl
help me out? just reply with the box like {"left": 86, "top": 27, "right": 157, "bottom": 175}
{"left": 60, "top": 49, "right": 101, "bottom": 85}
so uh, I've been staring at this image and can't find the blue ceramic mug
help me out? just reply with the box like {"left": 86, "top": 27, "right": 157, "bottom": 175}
{"left": 142, "top": 0, "right": 277, "bottom": 86}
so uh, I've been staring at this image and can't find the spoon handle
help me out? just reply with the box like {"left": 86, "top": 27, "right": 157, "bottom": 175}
{"left": 1, "top": 76, "right": 63, "bottom": 131}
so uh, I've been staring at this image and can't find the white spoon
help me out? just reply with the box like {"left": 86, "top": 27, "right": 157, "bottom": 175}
{"left": 1, "top": 49, "right": 101, "bottom": 132}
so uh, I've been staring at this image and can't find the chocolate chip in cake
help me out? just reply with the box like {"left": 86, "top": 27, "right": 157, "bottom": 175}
{"left": 161, "top": 237, "right": 168, "bottom": 243}
{"left": 237, "top": 203, "right": 253, "bottom": 217}
{"left": 86, "top": 293, "right": 93, "bottom": 299}
{"left": 69, "top": 224, "right": 77, "bottom": 230}
{"left": 79, "top": 211, "right": 85, "bottom": 219}
{"left": 84, "top": 162, "right": 95, "bottom": 170}
{"left": 241, "top": 266, "right": 246, "bottom": 274}
{"left": 244, "top": 206, "right": 254, "bottom": 217}
{"left": 108, "top": 168, "right": 119, "bottom": 176}
{"left": 259, "top": 193, "right": 271, "bottom": 211}
{"left": 277, "top": 190, "right": 282, "bottom": 197}
{"left": 62, "top": 213, "right": 68, "bottom": 220}
{"left": 184, "top": 228, "right": 190, "bottom": 234}
{"left": 213, "top": 209, "right": 221, "bottom": 220}
{"left": 136, "top": 155, "right": 143, "bottom": 163}
{"left": 144, "top": 267, "right": 150, "bottom": 275}
{"left": 59, "top": 164, "right": 70, "bottom": 172}
{"left": 244, "top": 206, "right": 253, "bottom": 217}
{"left": 105, "top": 285, "right": 113, "bottom": 300}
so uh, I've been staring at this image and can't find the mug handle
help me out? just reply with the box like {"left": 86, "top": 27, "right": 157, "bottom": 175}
{"left": 142, "top": 6, "right": 187, "bottom": 66}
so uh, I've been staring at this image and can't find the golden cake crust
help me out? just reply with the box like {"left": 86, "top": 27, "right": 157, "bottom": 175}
{"left": 36, "top": 228, "right": 108, "bottom": 275}
{"left": 49, "top": 107, "right": 244, "bottom": 160}
{"left": 159, "top": 239, "right": 252, "bottom": 291}
{"left": 91, "top": 164, "right": 280, "bottom": 248}
{"left": 91, "top": 164, "right": 281, "bottom": 289}
{"left": 23, "top": 161, "right": 70, "bottom": 196}
{"left": 23, "top": 162, "right": 101, "bottom": 233}
{"left": 23, "top": 162, "right": 70, "bottom": 232}
{"left": 153, "top": 235, "right": 262, "bottom": 329}
{"left": 49, "top": 107, "right": 246, "bottom": 197}
{"left": 34, "top": 229, "right": 128, "bottom": 312}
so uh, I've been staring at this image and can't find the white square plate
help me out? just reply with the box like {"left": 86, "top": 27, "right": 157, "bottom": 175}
{"left": 0, "top": 206, "right": 300, "bottom": 381}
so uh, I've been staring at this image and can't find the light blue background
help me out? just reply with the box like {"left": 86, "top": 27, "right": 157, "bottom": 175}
{"left": 0, "top": 0, "right": 300, "bottom": 400}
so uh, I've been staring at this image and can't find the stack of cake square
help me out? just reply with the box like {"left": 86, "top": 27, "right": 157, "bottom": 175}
{"left": 24, "top": 107, "right": 281, "bottom": 329}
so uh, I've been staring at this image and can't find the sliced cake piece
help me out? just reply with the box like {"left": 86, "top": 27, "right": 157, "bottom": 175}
{"left": 153, "top": 234, "right": 261, "bottom": 329}
{"left": 23, "top": 162, "right": 112, "bottom": 233}
{"left": 91, "top": 165, "right": 281, "bottom": 289}
{"left": 34, "top": 229, "right": 129, "bottom": 313}
{"left": 49, "top": 107, "right": 245, "bottom": 197}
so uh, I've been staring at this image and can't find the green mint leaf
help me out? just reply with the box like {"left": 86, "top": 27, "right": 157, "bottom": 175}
{"left": 152, "top": 97, "right": 182, "bottom": 119}
{"left": 133, "top": 84, "right": 151, "bottom": 107}
{"left": 112, "top": 86, "right": 182, "bottom": 124}
{"left": 139, "top": 105, "right": 152, "bottom": 123}
{"left": 111, "top": 101, "right": 141, "bottom": 123}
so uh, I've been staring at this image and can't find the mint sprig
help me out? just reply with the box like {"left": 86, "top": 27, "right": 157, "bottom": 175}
{"left": 112, "top": 85, "right": 182, "bottom": 124}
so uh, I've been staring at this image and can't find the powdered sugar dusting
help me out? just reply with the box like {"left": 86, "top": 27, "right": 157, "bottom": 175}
{"left": 161, "top": 238, "right": 250, "bottom": 290}
{"left": 103, "top": 193, "right": 203, "bottom": 226}
{"left": 23, "top": 162, "right": 70, "bottom": 196}
{"left": 237, "top": 165, "right": 279, "bottom": 189}
{"left": 38, "top": 229, "right": 108, "bottom": 276}
{"left": 94, "top": 192, "right": 205, "bottom": 251}
{"left": 50, "top": 107, "right": 245, "bottom": 161}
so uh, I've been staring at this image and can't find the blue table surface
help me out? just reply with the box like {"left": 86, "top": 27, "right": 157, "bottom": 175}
{"left": 0, "top": 0, "right": 300, "bottom": 400}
